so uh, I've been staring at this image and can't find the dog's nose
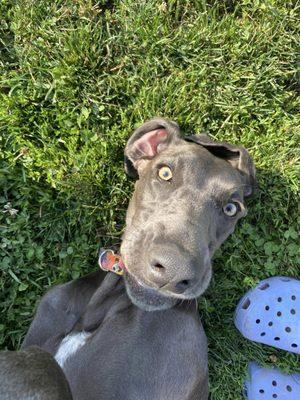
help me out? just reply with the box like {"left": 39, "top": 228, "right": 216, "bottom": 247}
{"left": 175, "top": 279, "right": 193, "bottom": 293}
{"left": 149, "top": 256, "right": 199, "bottom": 295}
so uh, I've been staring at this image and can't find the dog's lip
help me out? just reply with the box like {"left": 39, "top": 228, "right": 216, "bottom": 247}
{"left": 123, "top": 266, "right": 174, "bottom": 299}
{"left": 124, "top": 268, "right": 160, "bottom": 293}
{"left": 120, "top": 256, "right": 157, "bottom": 290}
{"left": 123, "top": 269, "right": 178, "bottom": 311}
{"left": 123, "top": 268, "right": 196, "bottom": 300}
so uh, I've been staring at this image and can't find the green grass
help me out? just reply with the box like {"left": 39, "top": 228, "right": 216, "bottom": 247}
{"left": 0, "top": 0, "right": 299, "bottom": 398}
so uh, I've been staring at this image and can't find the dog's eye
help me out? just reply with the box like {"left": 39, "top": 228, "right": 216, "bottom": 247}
{"left": 158, "top": 166, "right": 172, "bottom": 181}
{"left": 223, "top": 202, "right": 240, "bottom": 217}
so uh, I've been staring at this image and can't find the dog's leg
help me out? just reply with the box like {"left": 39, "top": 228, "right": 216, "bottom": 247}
{"left": 0, "top": 346, "right": 73, "bottom": 399}
{"left": 22, "top": 271, "right": 104, "bottom": 353}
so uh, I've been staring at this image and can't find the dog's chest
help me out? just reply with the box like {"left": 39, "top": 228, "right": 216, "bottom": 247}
{"left": 55, "top": 331, "right": 92, "bottom": 368}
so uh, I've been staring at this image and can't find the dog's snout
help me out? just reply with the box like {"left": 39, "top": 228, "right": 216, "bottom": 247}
{"left": 148, "top": 249, "right": 206, "bottom": 296}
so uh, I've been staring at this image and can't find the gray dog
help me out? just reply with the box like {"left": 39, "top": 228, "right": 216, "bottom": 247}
{"left": 1, "top": 118, "right": 256, "bottom": 399}
{"left": 0, "top": 346, "right": 72, "bottom": 400}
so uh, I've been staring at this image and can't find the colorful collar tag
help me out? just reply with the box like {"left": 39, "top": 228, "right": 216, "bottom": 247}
{"left": 98, "top": 249, "right": 124, "bottom": 276}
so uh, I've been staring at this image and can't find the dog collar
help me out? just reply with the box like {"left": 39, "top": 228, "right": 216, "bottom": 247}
{"left": 98, "top": 249, "right": 124, "bottom": 276}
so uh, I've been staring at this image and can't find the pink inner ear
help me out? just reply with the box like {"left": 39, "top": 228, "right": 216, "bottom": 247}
{"left": 134, "top": 129, "right": 169, "bottom": 158}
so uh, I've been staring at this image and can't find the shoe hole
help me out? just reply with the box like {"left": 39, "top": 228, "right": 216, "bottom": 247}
{"left": 291, "top": 309, "right": 296, "bottom": 315}
{"left": 277, "top": 297, "right": 282, "bottom": 302}
{"left": 291, "top": 295, "right": 296, "bottom": 300}
{"left": 259, "top": 283, "right": 270, "bottom": 290}
{"left": 274, "top": 337, "right": 280, "bottom": 341}
{"left": 286, "top": 385, "right": 292, "bottom": 392}
{"left": 272, "top": 381, "right": 277, "bottom": 386}
{"left": 285, "top": 327, "right": 291, "bottom": 333}
{"left": 268, "top": 321, "right": 273, "bottom": 326}
{"left": 242, "top": 298, "right": 251, "bottom": 309}
{"left": 265, "top": 305, "right": 270, "bottom": 311}
{"left": 260, "top": 332, "right": 266, "bottom": 337}
{"left": 259, "top": 389, "right": 264, "bottom": 393}
{"left": 291, "top": 343, "right": 298, "bottom": 348}
{"left": 277, "top": 311, "right": 282, "bottom": 317}
{"left": 272, "top": 395, "right": 277, "bottom": 399}
{"left": 256, "top": 319, "right": 261, "bottom": 324}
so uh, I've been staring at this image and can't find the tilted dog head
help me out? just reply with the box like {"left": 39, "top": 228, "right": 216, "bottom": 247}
{"left": 121, "top": 118, "right": 257, "bottom": 311}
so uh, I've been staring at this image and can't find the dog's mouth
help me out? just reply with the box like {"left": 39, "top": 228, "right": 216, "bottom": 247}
{"left": 123, "top": 270, "right": 178, "bottom": 311}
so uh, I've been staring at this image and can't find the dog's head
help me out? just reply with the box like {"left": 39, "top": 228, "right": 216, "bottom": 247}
{"left": 121, "top": 118, "right": 257, "bottom": 311}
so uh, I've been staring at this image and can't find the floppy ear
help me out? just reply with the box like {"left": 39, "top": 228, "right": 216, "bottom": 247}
{"left": 124, "top": 117, "right": 181, "bottom": 178}
{"left": 185, "top": 134, "right": 257, "bottom": 197}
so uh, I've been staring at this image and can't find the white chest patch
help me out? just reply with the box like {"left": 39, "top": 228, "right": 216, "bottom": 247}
{"left": 55, "top": 331, "right": 91, "bottom": 368}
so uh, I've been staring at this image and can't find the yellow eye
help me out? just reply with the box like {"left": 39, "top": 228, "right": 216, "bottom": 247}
{"left": 158, "top": 166, "right": 172, "bottom": 181}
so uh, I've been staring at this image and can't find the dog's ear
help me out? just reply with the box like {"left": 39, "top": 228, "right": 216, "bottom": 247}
{"left": 185, "top": 134, "right": 257, "bottom": 197}
{"left": 124, "top": 117, "right": 180, "bottom": 178}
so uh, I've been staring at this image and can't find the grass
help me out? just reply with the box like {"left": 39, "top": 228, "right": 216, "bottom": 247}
{"left": 0, "top": 0, "right": 299, "bottom": 398}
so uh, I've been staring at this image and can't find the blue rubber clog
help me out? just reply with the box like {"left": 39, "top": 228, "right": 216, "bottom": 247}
{"left": 245, "top": 362, "right": 300, "bottom": 400}
{"left": 235, "top": 277, "right": 300, "bottom": 354}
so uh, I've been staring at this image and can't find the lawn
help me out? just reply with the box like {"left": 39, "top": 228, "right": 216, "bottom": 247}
{"left": 0, "top": 0, "right": 299, "bottom": 398}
